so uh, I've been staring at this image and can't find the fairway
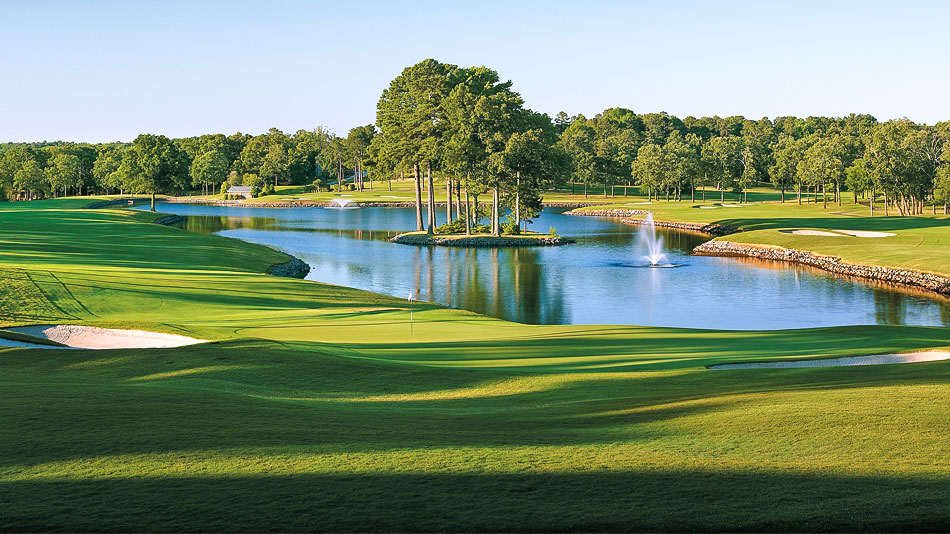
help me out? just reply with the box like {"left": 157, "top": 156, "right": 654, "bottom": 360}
{"left": 2, "top": 198, "right": 950, "bottom": 531}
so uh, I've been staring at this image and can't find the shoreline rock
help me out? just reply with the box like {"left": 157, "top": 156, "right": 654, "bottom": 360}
{"left": 265, "top": 256, "right": 311, "bottom": 279}
{"left": 694, "top": 240, "right": 950, "bottom": 297}
{"left": 566, "top": 208, "right": 739, "bottom": 236}
{"left": 391, "top": 234, "right": 574, "bottom": 247}
{"left": 619, "top": 217, "right": 739, "bottom": 237}
{"left": 565, "top": 208, "right": 652, "bottom": 218}
{"left": 83, "top": 198, "right": 137, "bottom": 209}
{"left": 165, "top": 198, "right": 612, "bottom": 209}
{"left": 152, "top": 215, "right": 187, "bottom": 226}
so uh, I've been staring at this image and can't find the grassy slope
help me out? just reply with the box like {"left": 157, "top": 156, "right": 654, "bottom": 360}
{"left": 1, "top": 198, "right": 949, "bottom": 531}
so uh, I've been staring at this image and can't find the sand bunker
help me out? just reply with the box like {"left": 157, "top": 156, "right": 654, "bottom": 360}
{"left": 6, "top": 325, "right": 206, "bottom": 350}
{"left": 697, "top": 206, "right": 718, "bottom": 209}
{"left": 719, "top": 204, "right": 744, "bottom": 208}
{"left": 832, "top": 229, "right": 895, "bottom": 238}
{"left": 780, "top": 229, "right": 896, "bottom": 238}
{"left": 710, "top": 350, "right": 950, "bottom": 370}
{"left": 780, "top": 229, "right": 843, "bottom": 236}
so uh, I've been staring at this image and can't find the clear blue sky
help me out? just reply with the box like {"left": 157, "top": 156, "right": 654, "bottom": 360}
{"left": 2, "top": 0, "right": 948, "bottom": 143}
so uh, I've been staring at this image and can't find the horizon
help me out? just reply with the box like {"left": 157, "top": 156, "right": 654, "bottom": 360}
{"left": 2, "top": 0, "right": 949, "bottom": 143}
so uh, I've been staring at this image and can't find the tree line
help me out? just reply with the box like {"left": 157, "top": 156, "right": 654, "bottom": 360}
{"left": 0, "top": 127, "right": 377, "bottom": 210}
{"left": 561, "top": 109, "right": 950, "bottom": 215}
{"left": 3, "top": 58, "right": 950, "bottom": 224}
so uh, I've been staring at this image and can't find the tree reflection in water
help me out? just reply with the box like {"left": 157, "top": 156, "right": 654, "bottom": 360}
{"left": 162, "top": 205, "right": 950, "bottom": 329}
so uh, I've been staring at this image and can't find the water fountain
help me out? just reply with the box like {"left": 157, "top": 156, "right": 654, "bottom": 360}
{"left": 611, "top": 213, "right": 684, "bottom": 268}
{"left": 327, "top": 198, "right": 359, "bottom": 209}
{"left": 638, "top": 213, "right": 667, "bottom": 266}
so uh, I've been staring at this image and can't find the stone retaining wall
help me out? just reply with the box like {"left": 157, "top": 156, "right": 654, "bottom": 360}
{"left": 166, "top": 199, "right": 609, "bottom": 209}
{"left": 265, "top": 256, "right": 311, "bottom": 279}
{"left": 565, "top": 208, "right": 651, "bottom": 218}
{"left": 391, "top": 234, "right": 574, "bottom": 247}
{"left": 566, "top": 208, "right": 739, "bottom": 236}
{"left": 694, "top": 240, "right": 950, "bottom": 297}
{"left": 83, "top": 198, "right": 137, "bottom": 209}
{"left": 619, "top": 218, "right": 739, "bottom": 237}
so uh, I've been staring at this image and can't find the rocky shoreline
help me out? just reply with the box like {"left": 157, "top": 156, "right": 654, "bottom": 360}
{"left": 565, "top": 208, "right": 651, "bottom": 218}
{"left": 694, "top": 240, "right": 950, "bottom": 297}
{"left": 83, "top": 198, "right": 137, "bottom": 209}
{"left": 265, "top": 256, "right": 311, "bottom": 279}
{"left": 151, "top": 215, "right": 187, "bottom": 226}
{"left": 165, "top": 198, "right": 611, "bottom": 209}
{"left": 391, "top": 233, "right": 574, "bottom": 247}
{"left": 619, "top": 218, "right": 739, "bottom": 237}
{"left": 565, "top": 208, "right": 739, "bottom": 236}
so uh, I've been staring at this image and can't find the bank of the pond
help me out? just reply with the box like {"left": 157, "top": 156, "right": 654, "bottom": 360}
{"left": 565, "top": 208, "right": 740, "bottom": 236}
{"left": 391, "top": 232, "right": 574, "bottom": 247}
{"left": 152, "top": 214, "right": 187, "bottom": 226}
{"left": 266, "top": 256, "right": 311, "bottom": 278}
{"left": 695, "top": 240, "right": 950, "bottom": 298}
{"left": 167, "top": 197, "right": 608, "bottom": 209}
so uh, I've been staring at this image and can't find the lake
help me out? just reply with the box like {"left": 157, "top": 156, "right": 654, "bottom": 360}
{"left": 145, "top": 203, "right": 950, "bottom": 329}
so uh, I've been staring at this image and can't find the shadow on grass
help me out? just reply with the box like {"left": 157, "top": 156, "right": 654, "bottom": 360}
{"left": 712, "top": 215, "right": 950, "bottom": 233}
{"left": 3, "top": 469, "right": 948, "bottom": 532}
{"left": 332, "top": 324, "right": 950, "bottom": 371}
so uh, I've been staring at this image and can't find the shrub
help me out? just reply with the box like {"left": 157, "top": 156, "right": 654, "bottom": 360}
{"left": 473, "top": 224, "right": 490, "bottom": 234}
{"left": 502, "top": 220, "right": 520, "bottom": 235}
{"left": 435, "top": 219, "right": 466, "bottom": 235}
{"left": 347, "top": 183, "right": 356, "bottom": 191}
{"left": 548, "top": 226, "right": 558, "bottom": 236}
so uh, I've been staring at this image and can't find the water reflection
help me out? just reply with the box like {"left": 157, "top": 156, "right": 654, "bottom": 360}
{"left": 153, "top": 204, "right": 950, "bottom": 329}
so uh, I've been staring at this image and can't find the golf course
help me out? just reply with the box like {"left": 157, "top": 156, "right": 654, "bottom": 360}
{"left": 4, "top": 4, "right": 950, "bottom": 528}
{"left": 2, "top": 194, "right": 950, "bottom": 531}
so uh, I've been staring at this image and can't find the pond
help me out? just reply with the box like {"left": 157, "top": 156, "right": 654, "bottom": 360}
{"left": 144, "top": 203, "right": 950, "bottom": 330}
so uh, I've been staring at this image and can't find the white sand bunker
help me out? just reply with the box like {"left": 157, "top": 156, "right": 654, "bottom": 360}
{"left": 7, "top": 325, "right": 206, "bottom": 350}
{"left": 780, "top": 229, "right": 843, "bottom": 236}
{"left": 697, "top": 206, "right": 719, "bottom": 209}
{"left": 832, "top": 229, "right": 895, "bottom": 238}
{"left": 719, "top": 204, "right": 744, "bottom": 208}
{"left": 780, "top": 229, "right": 896, "bottom": 238}
{"left": 710, "top": 351, "right": 950, "bottom": 370}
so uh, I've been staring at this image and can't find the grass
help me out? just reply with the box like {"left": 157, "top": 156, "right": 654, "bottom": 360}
{"left": 1, "top": 196, "right": 950, "bottom": 531}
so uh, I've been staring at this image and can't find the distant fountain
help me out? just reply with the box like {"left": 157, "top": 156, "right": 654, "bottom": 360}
{"left": 637, "top": 213, "right": 669, "bottom": 267}
{"left": 327, "top": 198, "right": 359, "bottom": 209}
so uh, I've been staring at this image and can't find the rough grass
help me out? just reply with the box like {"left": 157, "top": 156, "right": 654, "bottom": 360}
{"left": 1, "top": 197, "right": 949, "bottom": 531}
